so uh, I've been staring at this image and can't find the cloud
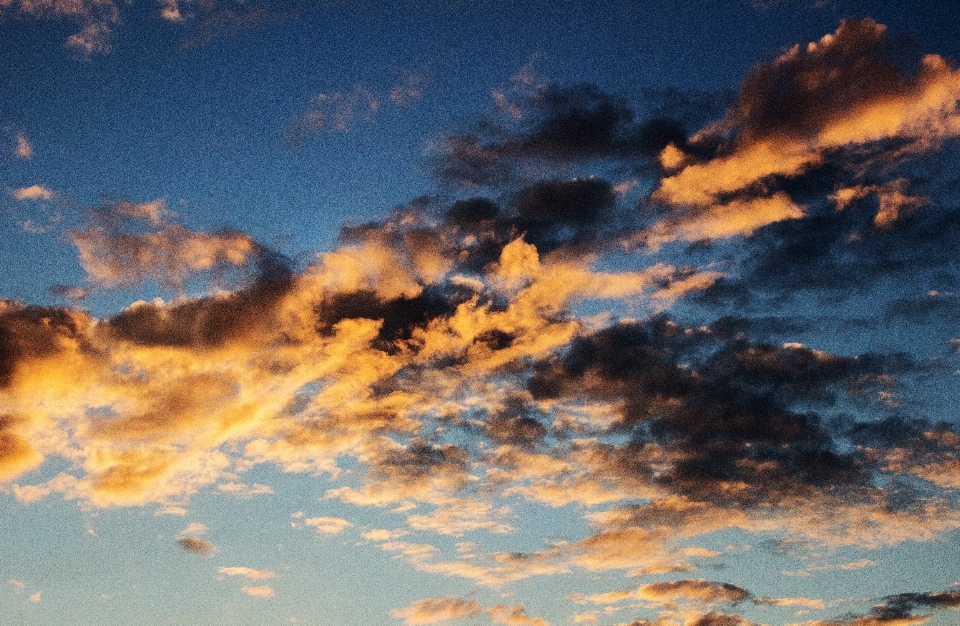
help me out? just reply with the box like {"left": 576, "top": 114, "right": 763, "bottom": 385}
{"left": 158, "top": 0, "right": 184, "bottom": 22}
{"left": 69, "top": 199, "right": 260, "bottom": 290}
{"left": 0, "top": 0, "right": 120, "bottom": 54}
{"left": 218, "top": 566, "right": 276, "bottom": 580}
{"left": 636, "top": 580, "right": 752, "bottom": 606}
{"left": 389, "top": 596, "right": 483, "bottom": 625}
{"left": 791, "top": 590, "right": 960, "bottom": 626}
{"left": 176, "top": 523, "right": 214, "bottom": 556}
{"left": 527, "top": 318, "right": 910, "bottom": 507}
{"left": 488, "top": 604, "right": 550, "bottom": 626}
{"left": 390, "top": 73, "right": 426, "bottom": 108}
{"left": 216, "top": 482, "right": 274, "bottom": 497}
{"left": 8, "top": 578, "right": 24, "bottom": 593}
{"left": 3, "top": 21, "right": 960, "bottom": 625}
{"left": 240, "top": 585, "right": 274, "bottom": 598}
{"left": 644, "top": 17, "right": 960, "bottom": 260}
{"left": 14, "top": 132, "right": 32, "bottom": 159}
{"left": 177, "top": 537, "right": 215, "bottom": 556}
{"left": 178, "top": 3, "right": 272, "bottom": 49}
{"left": 287, "top": 74, "right": 426, "bottom": 147}
{"left": 285, "top": 85, "right": 380, "bottom": 147}
{"left": 11, "top": 185, "right": 55, "bottom": 201}
{"left": 431, "top": 83, "right": 653, "bottom": 189}
{"left": 304, "top": 516, "right": 353, "bottom": 535}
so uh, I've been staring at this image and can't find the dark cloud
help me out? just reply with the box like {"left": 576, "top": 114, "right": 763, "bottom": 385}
{"left": 687, "top": 614, "right": 758, "bottom": 626}
{"left": 727, "top": 18, "right": 907, "bottom": 145}
{"left": 315, "top": 284, "right": 475, "bottom": 351}
{"left": 176, "top": 537, "right": 215, "bottom": 556}
{"left": 693, "top": 179, "right": 960, "bottom": 308}
{"left": 815, "top": 590, "right": 960, "bottom": 624}
{"left": 369, "top": 440, "right": 469, "bottom": 487}
{"left": 106, "top": 248, "right": 293, "bottom": 348}
{"left": 485, "top": 396, "right": 547, "bottom": 450}
{"left": 0, "top": 302, "right": 90, "bottom": 388}
{"left": 528, "top": 317, "right": 910, "bottom": 505}
{"left": 431, "top": 83, "right": 699, "bottom": 188}
{"left": 874, "top": 591, "right": 960, "bottom": 619}
{"left": 883, "top": 293, "right": 960, "bottom": 323}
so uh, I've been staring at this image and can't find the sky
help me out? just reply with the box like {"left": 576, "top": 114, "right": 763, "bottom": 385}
{"left": 2, "top": 1, "right": 960, "bottom": 625}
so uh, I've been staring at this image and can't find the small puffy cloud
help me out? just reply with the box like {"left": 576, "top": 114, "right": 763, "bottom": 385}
{"left": 389, "top": 596, "right": 483, "bottom": 625}
{"left": 14, "top": 132, "right": 32, "bottom": 159}
{"left": 178, "top": 522, "right": 208, "bottom": 536}
{"left": 177, "top": 537, "right": 215, "bottom": 556}
{"left": 636, "top": 579, "right": 752, "bottom": 606}
{"left": 29, "top": 591, "right": 42, "bottom": 603}
{"left": 11, "top": 185, "right": 55, "bottom": 201}
{"left": 241, "top": 585, "right": 275, "bottom": 598}
{"left": 176, "top": 524, "right": 214, "bottom": 556}
{"left": 362, "top": 528, "right": 408, "bottom": 542}
{"left": 158, "top": 0, "right": 184, "bottom": 21}
{"left": 218, "top": 567, "right": 276, "bottom": 580}
{"left": 488, "top": 604, "right": 550, "bottom": 626}
{"left": 304, "top": 516, "right": 353, "bottom": 535}
{"left": 8, "top": 578, "right": 24, "bottom": 593}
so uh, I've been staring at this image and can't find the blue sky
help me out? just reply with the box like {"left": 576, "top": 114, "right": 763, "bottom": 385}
{"left": 2, "top": 2, "right": 960, "bottom": 626}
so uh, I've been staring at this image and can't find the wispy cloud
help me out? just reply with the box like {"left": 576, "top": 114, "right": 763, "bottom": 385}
{"left": 389, "top": 596, "right": 483, "bottom": 625}
{"left": 14, "top": 132, "right": 33, "bottom": 159}
{"left": 218, "top": 566, "right": 276, "bottom": 580}
{"left": 286, "top": 74, "right": 426, "bottom": 147}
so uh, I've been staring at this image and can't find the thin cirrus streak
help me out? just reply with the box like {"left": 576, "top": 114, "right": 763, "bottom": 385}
{"left": 3, "top": 15, "right": 960, "bottom": 626}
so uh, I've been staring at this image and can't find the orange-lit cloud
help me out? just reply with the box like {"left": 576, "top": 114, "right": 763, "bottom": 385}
{"left": 218, "top": 567, "right": 276, "bottom": 580}
{"left": 240, "top": 585, "right": 275, "bottom": 598}
{"left": 11, "top": 185, "right": 55, "bottom": 201}
{"left": 389, "top": 596, "right": 483, "bottom": 625}
{"left": 648, "top": 17, "right": 960, "bottom": 246}
{"left": 14, "top": 132, "right": 32, "bottom": 159}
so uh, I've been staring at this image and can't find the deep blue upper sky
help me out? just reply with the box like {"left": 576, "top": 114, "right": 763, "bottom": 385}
{"left": 4, "top": 0, "right": 959, "bottom": 310}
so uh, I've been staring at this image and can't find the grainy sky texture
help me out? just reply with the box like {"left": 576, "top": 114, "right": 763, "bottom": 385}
{"left": 2, "top": 2, "right": 960, "bottom": 625}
